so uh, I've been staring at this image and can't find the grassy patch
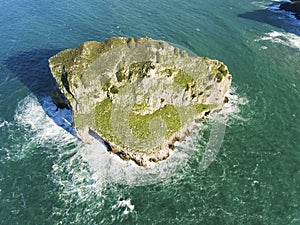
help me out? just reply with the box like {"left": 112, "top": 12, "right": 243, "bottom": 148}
{"left": 128, "top": 104, "right": 182, "bottom": 140}
{"left": 173, "top": 69, "right": 195, "bottom": 89}
{"left": 194, "top": 103, "right": 210, "bottom": 114}
{"left": 110, "top": 85, "right": 119, "bottom": 94}
{"left": 94, "top": 100, "right": 183, "bottom": 144}
{"left": 102, "top": 78, "right": 111, "bottom": 91}
{"left": 94, "top": 99, "right": 211, "bottom": 146}
{"left": 74, "top": 113, "right": 95, "bottom": 130}
{"left": 132, "top": 102, "right": 148, "bottom": 113}
{"left": 215, "top": 72, "right": 223, "bottom": 82}
{"left": 94, "top": 98, "right": 117, "bottom": 143}
{"left": 116, "top": 67, "right": 126, "bottom": 82}
{"left": 215, "top": 63, "right": 229, "bottom": 82}
{"left": 128, "top": 61, "right": 155, "bottom": 80}
{"left": 163, "top": 68, "right": 174, "bottom": 77}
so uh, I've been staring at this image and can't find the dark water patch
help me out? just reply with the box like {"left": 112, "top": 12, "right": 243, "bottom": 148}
{"left": 4, "top": 49, "right": 75, "bottom": 135}
{"left": 5, "top": 49, "right": 59, "bottom": 97}
{"left": 0, "top": 146, "right": 60, "bottom": 224}
{"left": 238, "top": 7, "right": 300, "bottom": 36}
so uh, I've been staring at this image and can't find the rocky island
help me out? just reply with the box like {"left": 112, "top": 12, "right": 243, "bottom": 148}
{"left": 280, "top": 0, "right": 300, "bottom": 19}
{"left": 49, "top": 37, "right": 231, "bottom": 166}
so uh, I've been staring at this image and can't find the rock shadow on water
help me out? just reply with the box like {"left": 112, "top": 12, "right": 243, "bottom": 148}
{"left": 238, "top": 3, "right": 300, "bottom": 36}
{"left": 4, "top": 49, "right": 76, "bottom": 135}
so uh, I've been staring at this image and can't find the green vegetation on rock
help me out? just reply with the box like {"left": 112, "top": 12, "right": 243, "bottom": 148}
{"left": 129, "top": 104, "right": 181, "bottom": 140}
{"left": 173, "top": 69, "right": 195, "bottom": 88}
{"left": 128, "top": 61, "right": 155, "bottom": 80}
{"left": 102, "top": 78, "right": 111, "bottom": 91}
{"left": 116, "top": 67, "right": 126, "bottom": 82}
{"left": 110, "top": 85, "right": 119, "bottom": 94}
{"left": 94, "top": 98, "right": 116, "bottom": 143}
{"left": 194, "top": 104, "right": 211, "bottom": 114}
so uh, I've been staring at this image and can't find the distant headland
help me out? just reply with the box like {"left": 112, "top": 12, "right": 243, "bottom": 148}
{"left": 280, "top": 0, "right": 300, "bottom": 19}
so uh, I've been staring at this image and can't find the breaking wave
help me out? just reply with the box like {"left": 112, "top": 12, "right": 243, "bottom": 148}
{"left": 254, "top": 30, "right": 300, "bottom": 51}
{"left": 0, "top": 95, "right": 76, "bottom": 162}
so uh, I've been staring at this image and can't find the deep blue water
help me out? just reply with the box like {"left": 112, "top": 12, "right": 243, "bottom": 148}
{"left": 0, "top": 0, "right": 300, "bottom": 224}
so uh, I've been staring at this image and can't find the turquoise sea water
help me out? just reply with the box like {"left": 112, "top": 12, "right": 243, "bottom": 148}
{"left": 0, "top": 0, "right": 300, "bottom": 224}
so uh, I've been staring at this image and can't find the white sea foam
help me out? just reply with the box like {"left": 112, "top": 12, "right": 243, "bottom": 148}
{"left": 255, "top": 31, "right": 300, "bottom": 50}
{"left": 4, "top": 86, "right": 249, "bottom": 197}
{"left": 221, "top": 86, "right": 249, "bottom": 123}
{"left": 0, "top": 119, "right": 9, "bottom": 128}
{"left": 8, "top": 95, "right": 127, "bottom": 222}
{"left": 2, "top": 95, "right": 76, "bottom": 161}
{"left": 251, "top": 1, "right": 269, "bottom": 9}
{"left": 268, "top": 3, "right": 281, "bottom": 11}
{"left": 112, "top": 198, "right": 135, "bottom": 215}
{"left": 78, "top": 136, "right": 191, "bottom": 186}
{"left": 15, "top": 95, "right": 75, "bottom": 143}
{"left": 251, "top": 0, "right": 288, "bottom": 10}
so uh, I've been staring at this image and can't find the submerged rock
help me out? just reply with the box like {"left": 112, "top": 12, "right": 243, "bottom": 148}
{"left": 48, "top": 37, "right": 232, "bottom": 166}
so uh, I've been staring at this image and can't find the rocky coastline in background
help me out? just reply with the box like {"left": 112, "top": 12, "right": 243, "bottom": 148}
{"left": 280, "top": 0, "right": 300, "bottom": 19}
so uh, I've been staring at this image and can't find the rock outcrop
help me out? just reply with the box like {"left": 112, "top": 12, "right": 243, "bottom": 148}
{"left": 280, "top": 0, "right": 300, "bottom": 19}
{"left": 49, "top": 37, "right": 232, "bottom": 166}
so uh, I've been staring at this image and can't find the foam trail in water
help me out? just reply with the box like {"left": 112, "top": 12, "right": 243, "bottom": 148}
{"left": 1, "top": 95, "right": 77, "bottom": 161}
{"left": 78, "top": 137, "right": 190, "bottom": 186}
{"left": 255, "top": 31, "right": 300, "bottom": 51}
{"left": 251, "top": 1, "right": 270, "bottom": 9}
{"left": 179, "top": 86, "right": 249, "bottom": 171}
{"left": 112, "top": 198, "right": 135, "bottom": 215}
{"left": 14, "top": 95, "right": 75, "bottom": 139}
{"left": 0, "top": 120, "right": 9, "bottom": 128}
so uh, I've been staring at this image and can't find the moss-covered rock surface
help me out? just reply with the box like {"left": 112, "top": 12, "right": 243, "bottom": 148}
{"left": 49, "top": 37, "right": 232, "bottom": 166}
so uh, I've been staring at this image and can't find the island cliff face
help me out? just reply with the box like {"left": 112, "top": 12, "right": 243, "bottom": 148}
{"left": 49, "top": 37, "right": 232, "bottom": 166}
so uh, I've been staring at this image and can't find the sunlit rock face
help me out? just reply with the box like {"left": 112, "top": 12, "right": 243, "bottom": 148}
{"left": 49, "top": 37, "right": 232, "bottom": 166}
